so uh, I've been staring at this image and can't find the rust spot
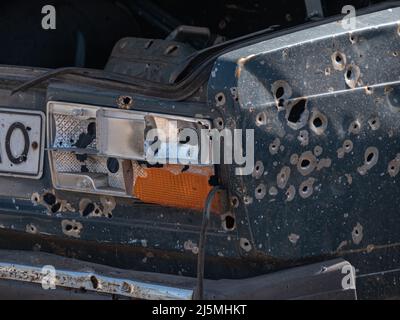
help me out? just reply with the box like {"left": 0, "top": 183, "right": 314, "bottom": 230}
{"left": 235, "top": 54, "right": 256, "bottom": 78}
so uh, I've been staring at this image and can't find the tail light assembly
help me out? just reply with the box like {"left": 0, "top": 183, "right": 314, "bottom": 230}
{"left": 47, "top": 101, "right": 222, "bottom": 212}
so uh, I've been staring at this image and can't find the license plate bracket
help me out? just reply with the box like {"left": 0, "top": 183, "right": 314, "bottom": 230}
{"left": 0, "top": 108, "right": 45, "bottom": 179}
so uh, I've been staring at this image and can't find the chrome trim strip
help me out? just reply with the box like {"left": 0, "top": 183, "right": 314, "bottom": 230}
{"left": 0, "top": 262, "right": 193, "bottom": 300}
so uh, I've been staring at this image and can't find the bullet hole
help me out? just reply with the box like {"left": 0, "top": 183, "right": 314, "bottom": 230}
{"left": 269, "top": 138, "right": 281, "bottom": 155}
{"left": 222, "top": 214, "right": 236, "bottom": 231}
{"left": 368, "top": 117, "right": 381, "bottom": 131}
{"left": 165, "top": 44, "right": 179, "bottom": 55}
{"left": 61, "top": 220, "right": 83, "bottom": 238}
{"left": 388, "top": 154, "right": 400, "bottom": 177}
{"left": 358, "top": 147, "right": 379, "bottom": 175}
{"left": 230, "top": 196, "right": 239, "bottom": 208}
{"left": 324, "top": 67, "right": 331, "bottom": 76}
{"left": 107, "top": 158, "right": 119, "bottom": 173}
{"left": 255, "top": 112, "right": 267, "bottom": 126}
{"left": 31, "top": 192, "right": 41, "bottom": 205}
{"left": 297, "top": 130, "right": 309, "bottom": 146}
{"left": 215, "top": 92, "right": 226, "bottom": 107}
{"left": 82, "top": 202, "right": 95, "bottom": 217}
{"left": 214, "top": 117, "right": 224, "bottom": 130}
{"left": 331, "top": 51, "right": 346, "bottom": 71}
{"left": 252, "top": 161, "right": 264, "bottom": 179}
{"left": 255, "top": 184, "right": 266, "bottom": 200}
{"left": 277, "top": 99, "right": 285, "bottom": 108}
{"left": 352, "top": 223, "right": 363, "bottom": 245}
{"left": 285, "top": 185, "right": 296, "bottom": 202}
{"left": 26, "top": 224, "right": 38, "bottom": 234}
{"left": 51, "top": 202, "right": 62, "bottom": 213}
{"left": 43, "top": 193, "right": 56, "bottom": 206}
{"left": 243, "top": 196, "right": 253, "bottom": 205}
{"left": 74, "top": 122, "right": 96, "bottom": 148}
{"left": 314, "top": 146, "right": 323, "bottom": 157}
{"left": 349, "top": 34, "right": 357, "bottom": 44}
{"left": 275, "top": 87, "right": 284, "bottom": 99}
{"left": 299, "top": 178, "right": 316, "bottom": 199}
{"left": 100, "top": 197, "right": 116, "bottom": 218}
{"left": 239, "top": 238, "right": 252, "bottom": 252}
{"left": 309, "top": 111, "right": 328, "bottom": 135}
{"left": 290, "top": 153, "right": 299, "bottom": 165}
{"left": 90, "top": 275, "right": 99, "bottom": 289}
{"left": 230, "top": 87, "right": 239, "bottom": 102}
{"left": 271, "top": 80, "right": 292, "bottom": 102}
{"left": 343, "top": 140, "right": 353, "bottom": 154}
{"left": 287, "top": 99, "right": 307, "bottom": 124}
{"left": 344, "top": 64, "right": 361, "bottom": 89}
{"left": 117, "top": 95, "right": 133, "bottom": 109}
{"left": 288, "top": 233, "right": 300, "bottom": 245}
{"left": 365, "top": 86, "right": 373, "bottom": 95}
{"left": 313, "top": 117, "right": 322, "bottom": 128}
{"left": 349, "top": 120, "right": 361, "bottom": 134}
{"left": 277, "top": 166, "right": 291, "bottom": 189}
{"left": 301, "top": 159, "right": 310, "bottom": 168}
{"left": 297, "top": 151, "right": 317, "bottom": 176}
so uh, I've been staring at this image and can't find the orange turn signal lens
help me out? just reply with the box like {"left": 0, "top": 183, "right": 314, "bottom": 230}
{"left": 133, "top": 164, "right": 222, "bottom": 213}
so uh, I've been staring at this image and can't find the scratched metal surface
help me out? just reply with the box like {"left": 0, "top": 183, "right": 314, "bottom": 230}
{"left": 208, "top": 7, "right": 400, "bottom": 266}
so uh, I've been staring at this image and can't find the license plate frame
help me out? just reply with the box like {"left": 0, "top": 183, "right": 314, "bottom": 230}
{"left": 0, "top": 108, "right": 45, "bottom": 179}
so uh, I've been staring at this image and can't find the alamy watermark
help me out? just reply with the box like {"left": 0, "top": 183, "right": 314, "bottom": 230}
{"left": 144, "top": 122, "right": 255, "bottom": 176}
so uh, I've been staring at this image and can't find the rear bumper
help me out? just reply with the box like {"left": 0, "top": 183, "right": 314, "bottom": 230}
{"left": 0, "top": 250, "right": 356, "bottom": 300}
